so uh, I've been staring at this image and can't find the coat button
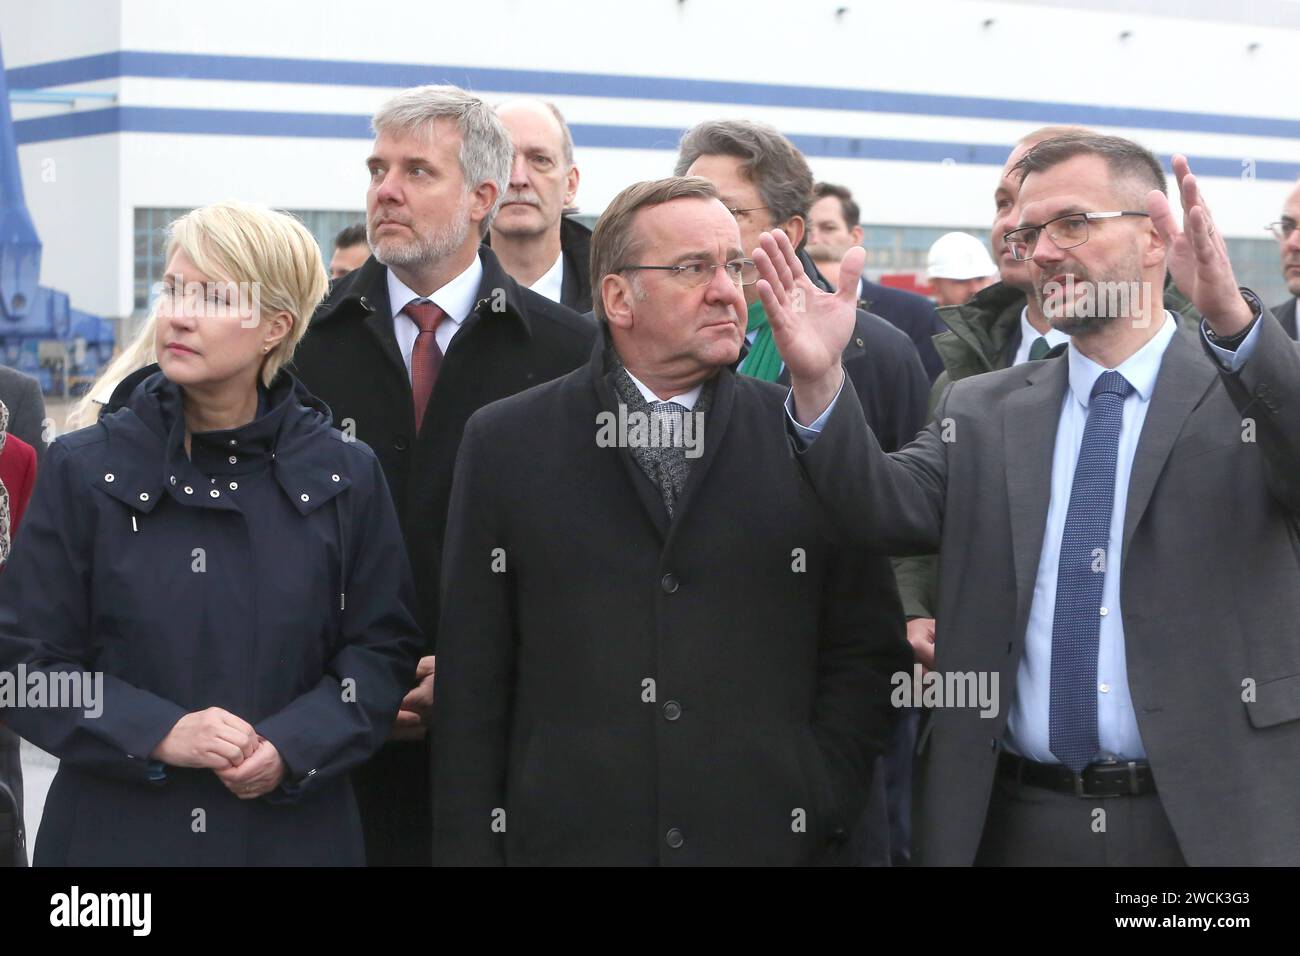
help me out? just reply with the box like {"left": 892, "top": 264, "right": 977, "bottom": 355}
{"left": 183, "top": 486, "right": 193, "bottom": 495}
{"left": 331, "top": 474, "right": 340, "bottom": 482}
{"left": 394, "top": 437, "right": 409, "bottom": 452}
{"left": 210, "top": 489, "right": 220, "bottom": 498}
{"left": 138, "top": 492, "right": 149, "bottom": 502}
{"left": 104, "top": 473, "right": 114, "bottom": 482}
{"left": 170, "top": 475, "right": 176, "bottom": 485}
{"left": 229, "top": 439, "right": 237, "bottom": 446}
{"left": 666, "top": 828, "right": 684, "bottom": 849}
{"left": 229, "top": 482, "right": 238, "bottom": 491}
{"left": 663, "top": 700, "right": 682, "bottom": 721}
{"left": 661, "top": 573, "right": 679, "bottom": 594}
{"left": 229, "top": 455, "right": 237, "bottom": 464}
{"left": 300, "top": 493, "right": 310, "bottom": 503}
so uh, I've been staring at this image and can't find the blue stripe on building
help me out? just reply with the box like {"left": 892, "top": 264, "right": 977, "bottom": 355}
{"left": 8, "top": 50, "right": 1300, "bottom": 141}
{"left": 13, "top": 106, "right": 1300, "bottom": 182}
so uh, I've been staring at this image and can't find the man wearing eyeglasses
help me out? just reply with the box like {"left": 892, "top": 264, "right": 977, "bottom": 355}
{"left": 767, "top": 131, "right": 1300, "bottom": 866}
{"left": 1267, "top": 181, "right": 1300, "bottom": 337}
{"left": 431, "top": 176, "right": 911, "bottom": 865}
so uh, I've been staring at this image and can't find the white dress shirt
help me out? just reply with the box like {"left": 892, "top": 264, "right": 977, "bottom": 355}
{"left": 623, "top": 368, "right": 703, "bottom": 410}
{"left": 529, "top": 252, "right": 565, "bottom": 305}
{"left": 387, "top": 254, "right": 484, "bottom": 378}
{"left": 1003, "top": 314, "right": 1180, "bottom": 761}
{"left": 1011, "top": 307, "right": 1071, "bottom": 366}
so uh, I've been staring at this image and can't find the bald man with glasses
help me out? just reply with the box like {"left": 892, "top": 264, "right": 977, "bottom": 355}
{"left": 1267, "top": 180, "right": 1300, "bottom": 338}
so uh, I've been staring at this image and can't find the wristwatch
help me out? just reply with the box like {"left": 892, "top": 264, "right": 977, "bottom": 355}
{"left": 1203, "top": 288, "right": 1265, "bottom": 351}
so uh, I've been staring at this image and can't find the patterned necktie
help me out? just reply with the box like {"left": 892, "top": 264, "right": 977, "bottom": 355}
{"left": 403, "top": 300, "right": 445, "bottom": 434}
{"left": 1028, "top": 336, "right": 1052, "bottom": 361}
{"left": 609, "top": 364, "right": 712, "bottom": 518}
{"left": 1049, "top": 369, "right": 1135, "bottom": 772}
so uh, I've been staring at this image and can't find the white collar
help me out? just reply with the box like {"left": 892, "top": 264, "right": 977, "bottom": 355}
{"left": 1020, "top": 306, "right": 1070, "bottom": 352}
{"left": 528, "top": 251, "right": 565, "bottom": 304}
{"left": 386, "top": 252, "right": 484, "bottom": 326}
{"left": 623, "top": 368, "right": 703, "bottom": 411}
{"left": 1066, "top": 312, "right": 1177, "bottom": 409}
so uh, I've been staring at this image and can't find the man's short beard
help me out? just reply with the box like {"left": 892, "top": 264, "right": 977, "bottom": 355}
{"left": 1037, "top": 253, "right": 1144, "bottom": 336}
{"left": 1051, "top": 306, "right": 1119, "bottom": 336}
{"left": 370, "top": 195, "right": 471, "bottom": 271}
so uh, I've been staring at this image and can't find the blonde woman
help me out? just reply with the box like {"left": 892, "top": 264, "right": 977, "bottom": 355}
{"left": 0, "top": 202, "right": 421, "bottom": 865}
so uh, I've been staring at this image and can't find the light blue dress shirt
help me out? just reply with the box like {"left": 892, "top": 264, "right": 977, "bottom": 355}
{"left": 787, "top": 311, "right": 1263, "bottom": 765}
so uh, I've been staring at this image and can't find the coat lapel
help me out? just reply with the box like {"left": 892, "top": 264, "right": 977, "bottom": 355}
{"left": 1120, "top": 327, "right": 1218, "bottom": 560}
{"left": 1003, "top": 356, "right": 1067, "bottom": 638}
{"left": 589, "top": 341, "right": 672, "bottom": 540}
{"left": 1276, "top": 297, "right": 1298, "bottom": 339}
{"left": 358, "top": 271, "right": 409, "bottom": 384}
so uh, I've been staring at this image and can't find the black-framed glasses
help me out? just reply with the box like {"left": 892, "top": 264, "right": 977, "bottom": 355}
{"left": 1267, "top": 219, "right": 1297, "bottom": 241}
{"left": 1004, "top": 211, "right": 1151, "bottom": 261}
{"left": 617, "top": 259, "right": 759, "bottom": 287}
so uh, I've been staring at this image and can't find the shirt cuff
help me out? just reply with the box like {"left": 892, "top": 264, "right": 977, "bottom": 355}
{"left": 784, "top": 376, "right": 844, "bottom": 449}
{"left": 1202, "top": 316, "right": 1262, "bottom": 372}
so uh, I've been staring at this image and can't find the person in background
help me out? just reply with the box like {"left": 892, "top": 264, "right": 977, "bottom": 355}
{"left": 0, "top": 366, "right": 46, "bottom": 466}
{"left": 0, "top": 201, "right": 421, "bottom": 865}
{"left": 291, "top": 85, "right": 595, "bottom": 865}
{"left": 926, "top": 232, "right": 997, "bottom": 307}
{"left": 0, "top": 398, "right": 37, "bottom": 867}
{"left": 676, "top": 122, "right": 927, "bottom": 458}
{"left": 1267, "top": 178, "right": 1300, "bottom": 336}
{"left": 807, "top": 182, "right": 946, "bottom": 382}
{"left": 490, "top": 99, "right": 593, "bottom": 313}
{"left": 676, "top": 121, "right": 926, "bottom": 867}
{"left": 330, "top": 223, "right": 370, "bottom": 280}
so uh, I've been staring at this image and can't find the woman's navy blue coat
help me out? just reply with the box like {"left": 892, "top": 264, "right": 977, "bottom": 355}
{"left": 0, "top": 368, "right": 422, "bottom": 865}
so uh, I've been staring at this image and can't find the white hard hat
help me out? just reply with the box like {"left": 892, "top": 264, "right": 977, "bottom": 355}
{"left": 927, "top": 232, "right": 998, "bottom": 280}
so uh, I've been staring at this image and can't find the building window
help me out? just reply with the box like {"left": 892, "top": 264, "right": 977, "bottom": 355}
{"left": 133, "top": 208, "right": 366, "bottom": 314}
{"left": 857, "top": 224, "right": 1288, "bottom": 306}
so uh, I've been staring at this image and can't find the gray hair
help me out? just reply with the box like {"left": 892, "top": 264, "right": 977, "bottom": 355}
{"left": 372, "top": 85, "right": 514, "bottom": 234}
{"left": 590, "top": 177, "right": 720, "bottom": 324}
{"left": 1012, "top": 132, "right": 1167, "bottom": 205}
{"left": 674, "top": 119, "right": 814, "bottom": 227}
{"left": 543, "top": 101, "right": 575, "bottom": 169}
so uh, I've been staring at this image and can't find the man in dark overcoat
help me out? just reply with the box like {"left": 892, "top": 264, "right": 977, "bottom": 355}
{"left": 431, "top": 177, "right": 910, "bottom": 865}
{"left": 291, "top": 84, "right": 595, "bottom": 865}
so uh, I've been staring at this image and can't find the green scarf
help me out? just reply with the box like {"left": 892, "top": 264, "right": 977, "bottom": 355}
{"left": 738, "top": 299, "right": 784, "bottom": 382}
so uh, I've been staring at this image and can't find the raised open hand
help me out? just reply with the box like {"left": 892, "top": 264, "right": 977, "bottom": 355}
{"left": 1147, "top": 154, "right": 1253, "bottom": 336}
{"left": 753, "top": 229, "right": 862, "bottom": 424}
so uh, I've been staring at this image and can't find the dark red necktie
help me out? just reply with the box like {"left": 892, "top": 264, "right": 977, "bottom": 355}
{"left": 403, "top": 300, "right": 445, "bottom": 434}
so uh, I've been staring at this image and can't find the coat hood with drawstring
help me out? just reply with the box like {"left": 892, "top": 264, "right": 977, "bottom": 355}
{"left": 0, "top": 367, "right": 421, "bottom": 866}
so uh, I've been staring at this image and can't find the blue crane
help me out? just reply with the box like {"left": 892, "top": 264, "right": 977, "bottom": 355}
{"left": 1, "top": 37, "right": 113, "bottom": 396}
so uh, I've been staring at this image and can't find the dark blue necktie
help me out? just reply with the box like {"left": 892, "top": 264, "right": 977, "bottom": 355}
{"left": 1049, "top": 369, "right": 1135, "bottom": 772}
